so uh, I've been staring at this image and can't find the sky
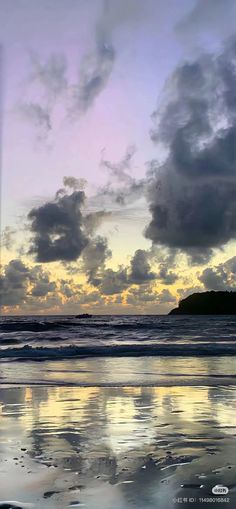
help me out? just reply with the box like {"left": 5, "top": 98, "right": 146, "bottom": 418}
{"left": 0, "top": 0, "right": 236, "bottom": 315}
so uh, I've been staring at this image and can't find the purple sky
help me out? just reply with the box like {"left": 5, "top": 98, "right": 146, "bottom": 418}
{"left": 1, "top": 0, "right": 236, "bottom": 314}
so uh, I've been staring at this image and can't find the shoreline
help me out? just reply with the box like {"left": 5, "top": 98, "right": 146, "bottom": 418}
{"left": 0, "top": 355, "right": 236, "bottom": 388}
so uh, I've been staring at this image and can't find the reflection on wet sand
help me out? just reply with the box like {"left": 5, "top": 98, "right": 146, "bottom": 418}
{"left": 1, "top": 356, "right": 236, "bottom": 386}
{"left": 0, "top": 384, "right": 236, "bottom": 508}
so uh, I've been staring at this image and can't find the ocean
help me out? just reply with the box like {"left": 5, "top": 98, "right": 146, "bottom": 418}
{"left": 1, "top": 314, "right": 236, "bottom": 361}
{"left": 0, "top": 315, "right": 236, "bottom": 508}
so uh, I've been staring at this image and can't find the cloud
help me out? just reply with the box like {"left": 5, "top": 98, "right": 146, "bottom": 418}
{"left": 82, "top": 236, "right": 112, "bottom": 285}
{"left": 101, "top": 145, "right": 136, "bottom": 185}
{"left": 158, "top": 288, "right": 176, "bottom": 304}
{"left": 19, "top": 52, "right": 68, "bottom": 141}
{"left": 150, "top": 247, "right": 179, "bottom": 284}
{"left": 0, "top": 259, "right": 56, "bottom": 306}
{"left": 126, "top": 285, "right": 176, "bottom": 306}
{"left": 73, "top": 38, "right": 115, "bottom": 113}
{"left": 30, "top": 266, "right": 56, "bottom": 297}
{"left": 58, "top": 280, "right": 105, "bottom": 310}
{"left": 27, "top": 182, "right": 112, "bottom": 264}
{"left": 157, "top": 265, "right": 178, "bottom": 285}
{"left": 84, "top": 244, "right": 180, "bottom": 296}
{"left": 177, "top": 284, "right": 203, "bottom": 300}
{"left": 83, "top": 210, "right": 112, "bottom": 235}
{"left": 63, "top": 176, "right": 87, "bottom": 191}
{"left": 199, "top": 256, "right": 236, "bottom": 290}
{"left": 91, "top": 146, "right": 147, "bottom": 209}
{"left": 87, "top": 247, "right": 166, "bottom": 295}
{"left": 29, "top": 52, "right": 68, "bottom": 98}
{"left": 91, "top": 266, "right": 128, "bottom": 295}
{"left": 28, "top": 190, "right": 89, "bottom": 262}
{"left": 71, "top": 0, "right": 147, "bottom": 114}
{"left": 0, "top": 258, "right": 106, "bottom": 310}
{"left": 146, "top": 38, "right": 236, "bottom": 256}
{"left": 185, "top": 247, "right": 214, "bottom": 266}
{"left": 19, "top": 0, "right": 148, "bottom": 140}
{"left": 176, "top": 0, "right": 236, "bottom": 43}
{"left": 1, "top": 226, "right": 16, "bottom": 250}
{"left": 126, "top": 284, "right": 157, "bottom": 304}
{"left": 0, "top": 259, "right": 31, "bottom": 306}
{"left": 19, "top": 102, "right": 52, "bottom": 141}
{"left": 89, "top": 248, "right": 156, "bottom": 296}
{"left": 129, "top": 249, "right": 156, "bottom": 284}
{"left": 59, "top": 279, "right": 78, "bottom": 298}
{"left": 91, "top": 178, "right": 146, "bottom": 209}
{"left": 21, "top": 30, "right": 113, "bottom": 139}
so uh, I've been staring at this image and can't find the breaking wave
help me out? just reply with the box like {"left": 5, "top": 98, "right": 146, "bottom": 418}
{"left": 1, "top": 342, "right": 236, "bottom": 361}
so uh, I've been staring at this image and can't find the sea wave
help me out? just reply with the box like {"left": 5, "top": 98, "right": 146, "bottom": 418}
{"left": 1, "top": 342, "right": 236, "bottom": 361}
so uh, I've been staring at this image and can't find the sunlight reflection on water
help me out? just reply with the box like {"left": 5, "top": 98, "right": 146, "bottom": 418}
{"left": 0, "top": 378, "right": 236, "bottom": 508}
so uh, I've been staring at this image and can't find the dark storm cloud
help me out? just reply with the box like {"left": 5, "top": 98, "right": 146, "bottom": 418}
{"left": 199, "top": 256, "right": 236, "bottom": 290}
{"left": 185, "top": 248, "right": 214, "bottom": 266}
{"left": 146, "top": 38, "right": 236, "bottom": 254}
{"left": 28, "top": 190, "right": 89, "bottom": 262}
{"left": 129, "top": 249, "right": 156, "bottom": 284}
{"left": 0, "top": 259, "right": 56, "bottom": 306}
{"left": 27, "top": 182, "right": 112, "bottom": 264}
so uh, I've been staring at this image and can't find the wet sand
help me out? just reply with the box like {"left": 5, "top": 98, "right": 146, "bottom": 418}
{"left": 0, "top": 372, "right": 236, "bottom": 508}
{"left": 1, "top": 356, "right": 236, "bottom": 387}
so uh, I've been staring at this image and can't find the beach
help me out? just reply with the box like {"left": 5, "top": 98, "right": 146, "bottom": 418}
{"left": 1, "top": 355, "right": 236, "bottom": 509}
{"left": 2, "top": 0, "right": 236, "bottom": 505}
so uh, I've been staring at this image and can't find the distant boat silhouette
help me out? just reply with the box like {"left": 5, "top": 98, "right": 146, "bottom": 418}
{"left": 75, "top": 313, "right": 93, "bottom": 319}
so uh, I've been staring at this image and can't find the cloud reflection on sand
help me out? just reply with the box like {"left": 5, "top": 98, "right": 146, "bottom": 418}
{"left": 0, "top": 382, "right": 236, "bottom": 508}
